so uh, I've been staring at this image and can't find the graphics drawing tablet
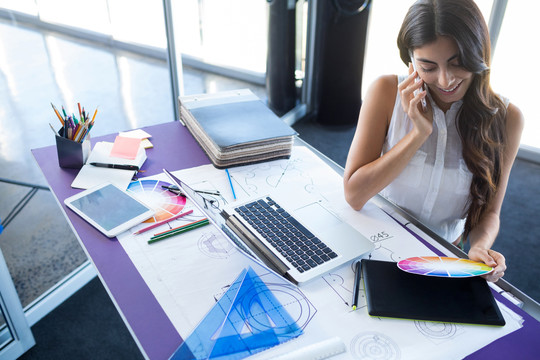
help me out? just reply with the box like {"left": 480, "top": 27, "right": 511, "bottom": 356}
{"left": 64, "top": 182, "right": 155, "bottom": 238}
{"left": 361, "top": 259, "right": 505, "bottom": 326}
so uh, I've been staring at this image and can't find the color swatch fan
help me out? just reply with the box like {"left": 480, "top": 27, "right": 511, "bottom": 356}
{"left": 397, "top": 256, "right": 493, "bottom": 278}
{"left": 127, "top": 179, "right": 186, "bottom": 223}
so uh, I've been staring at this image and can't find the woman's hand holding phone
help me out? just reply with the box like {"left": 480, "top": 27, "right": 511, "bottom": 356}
{"left": 409, "top": 51, "right": 428, "bottom": 112}
{"left": 398, "top": 63, "right": 433, "bottom": 138}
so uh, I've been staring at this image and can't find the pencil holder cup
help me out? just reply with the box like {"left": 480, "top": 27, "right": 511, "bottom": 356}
{"left": 55, "top": 129, "right": 91, "bottom": 169}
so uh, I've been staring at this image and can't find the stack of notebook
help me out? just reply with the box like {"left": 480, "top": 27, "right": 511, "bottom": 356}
{"left": 179, "top": 89, "right": 297, "bottom": 169}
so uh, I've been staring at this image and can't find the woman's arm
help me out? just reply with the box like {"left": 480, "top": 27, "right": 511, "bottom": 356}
{"left": 343, "top": 69, "right": 433, "bottom": 210}
{"left": 467, "top": 103, "right": 524, "bottom": 282}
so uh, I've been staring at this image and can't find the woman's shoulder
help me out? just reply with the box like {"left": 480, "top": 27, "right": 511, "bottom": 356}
{"left": 365, "top": 75, "right": 399, "bottom": 107}
{"left": 360, "top": 75, "right": 401, "bottom": 130}
{"left": 369, "top": 74, "right": 399, "bottom": 93}
{"left": 506, "top": 102, "right": 525, "bottom": 135}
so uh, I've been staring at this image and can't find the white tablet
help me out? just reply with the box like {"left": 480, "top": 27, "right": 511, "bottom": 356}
{"left": 64, "top": 183, "right": 154, "bottom": 238}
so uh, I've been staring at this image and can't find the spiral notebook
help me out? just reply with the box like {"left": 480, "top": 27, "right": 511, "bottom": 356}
{"left": 361, "top": 259, "right": 505, "bottom": 326}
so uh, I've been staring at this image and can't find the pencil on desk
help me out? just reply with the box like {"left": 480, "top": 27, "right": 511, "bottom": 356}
{"left": 225, "top": 169, "right": 236, "bottom": 200}
{"left": 352, "top": 261, "right": 361, "bottom": 310}
{"left": 148, "top": 218, "right": 209, "bottom": 244}
{"left": 133, "top": 209, "right": 194, "bottom": 235}
{"left": 152, "top": 218, "right": 209, "bottom": 237}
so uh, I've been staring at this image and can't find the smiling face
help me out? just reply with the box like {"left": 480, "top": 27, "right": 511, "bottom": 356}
{"left": 412, "top": 36, "right": 474, "bottom": 112}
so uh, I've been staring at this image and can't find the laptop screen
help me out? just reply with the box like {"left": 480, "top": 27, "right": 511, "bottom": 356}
{"left": 163, "top": 168, "right": 267, "bottom": 268}
{"left": 163, "top": 169, "right": 226, "bottom": 228}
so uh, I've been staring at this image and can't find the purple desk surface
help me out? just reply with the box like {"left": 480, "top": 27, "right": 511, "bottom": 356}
{"left": 33, "top": 121, "right": 540, "bottom": 359}
{"left": 32, "top": 121, "right": 209, "bottom": 360}
{"left": 400, "top": 223, "right": 540, "bottom": 358}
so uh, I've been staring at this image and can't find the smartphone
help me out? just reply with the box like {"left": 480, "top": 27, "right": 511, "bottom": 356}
{"left": 409, "top": 50, "right": 428, "bottom": 112}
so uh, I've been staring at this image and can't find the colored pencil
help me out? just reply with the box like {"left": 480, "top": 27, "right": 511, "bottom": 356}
{"left": 133, "top": 209, "right": 194, "bottom": 235}
{"left": 148, "top": 219, "right": 209, "bottom": 244}
{"left": 152, "top": 218, "right": 208, "bottom": 237}
{"left": 51, "top": 103, "right": 65, "bottom": 126}
{"left": 225, "top": 169, "right": 236, "bottom": 200}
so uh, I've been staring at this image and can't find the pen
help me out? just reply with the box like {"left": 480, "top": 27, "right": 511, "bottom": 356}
{"left": 148, "top": 218, "right": 209, "bottom": 244}
{"left": 133, "top": 209, "right": 194, "bottom": 235}
{"left": 161, "top": 185, "right": 219, "bottom": 196}
{"left": 352, "top": 261, "right": 361, "bottom": 310}
{"left": 90, "top": 162, "right": 139, "bottom": 171}
{"left": 161, "top": 185, "right": 185, "bottom": 196}
{"left": 195, "top": 189, "right": 220, "bottom": 196}
{"left": 225, "top": 169, "right": 236, "bottom": 200}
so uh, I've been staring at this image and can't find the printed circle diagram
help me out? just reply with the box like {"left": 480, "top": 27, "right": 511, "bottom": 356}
{"left": 350, "top": 332, "right": 401, "bottom": 360}
{"left": 197, "top": 232, "right": 236, "bottom": 259}
{"left": 414, "top": 321, "right": 457, "bottom": 339}
{"left": 238, "top": 282, "right": 316, "bottom": 333}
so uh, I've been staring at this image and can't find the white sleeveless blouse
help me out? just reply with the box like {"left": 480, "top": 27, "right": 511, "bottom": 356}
{"left": 380, "top": 75, "right": 509, "bottom": 243}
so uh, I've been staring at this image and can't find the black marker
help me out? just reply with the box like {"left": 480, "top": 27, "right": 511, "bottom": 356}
{"left": 90, "top": 162, "right": 139, "bottom": 171}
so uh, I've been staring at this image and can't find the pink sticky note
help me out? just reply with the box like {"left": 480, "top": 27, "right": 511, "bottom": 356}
{"left": 110, "top": 136, "right": 141, "bottom": 159}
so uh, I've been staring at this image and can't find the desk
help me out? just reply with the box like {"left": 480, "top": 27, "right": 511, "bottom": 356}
{"left": 33, "top": 121, "right": 540, "bottom": 359}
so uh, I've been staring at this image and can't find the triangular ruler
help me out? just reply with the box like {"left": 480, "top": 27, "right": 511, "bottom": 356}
{"left": 170, "top": 267, "right": 303, "bottom": 359}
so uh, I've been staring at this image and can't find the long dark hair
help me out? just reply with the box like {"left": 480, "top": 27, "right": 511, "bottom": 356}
{"left": 397, "top": 0, "right": 507, "bottom": 240}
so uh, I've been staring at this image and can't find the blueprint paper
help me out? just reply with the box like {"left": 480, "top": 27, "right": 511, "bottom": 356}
{"left": 117, "top": 146, "right": 522, "bottom": 360}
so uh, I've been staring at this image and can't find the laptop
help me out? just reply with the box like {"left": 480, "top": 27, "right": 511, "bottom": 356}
{"left": 163, "top": 169, "right": 374, "bottom": 284}
{"left": 361, "top": 259, "right": 506, "bottom": 326}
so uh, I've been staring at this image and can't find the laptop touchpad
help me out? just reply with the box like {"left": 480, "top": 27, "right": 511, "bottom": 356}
{"left": 293, "top": 202, "right": 342, "bottom": 234}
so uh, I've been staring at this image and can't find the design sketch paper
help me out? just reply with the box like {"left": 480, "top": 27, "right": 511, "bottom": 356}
{"left": 117, "top": 146, "right": 523, "bottom": 360}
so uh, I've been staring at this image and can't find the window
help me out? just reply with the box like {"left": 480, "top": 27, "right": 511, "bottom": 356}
{"left": 490, "top": 2, "right": 540, "bottom": 153}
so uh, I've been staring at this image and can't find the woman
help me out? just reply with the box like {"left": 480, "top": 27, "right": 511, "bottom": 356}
{"left": 343, "top": 0, "right": 523, "bottom": 282}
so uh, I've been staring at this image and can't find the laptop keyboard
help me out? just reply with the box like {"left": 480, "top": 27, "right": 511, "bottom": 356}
{"left": 235, "top": 197, "right": 338, "bottom": 273}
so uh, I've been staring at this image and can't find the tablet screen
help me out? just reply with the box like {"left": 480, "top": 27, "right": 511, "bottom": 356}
{"left": 66, "top": 183, "right": 153, "bottom": 235}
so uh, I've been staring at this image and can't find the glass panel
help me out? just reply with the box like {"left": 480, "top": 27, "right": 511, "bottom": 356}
{"left": 108, "top": 0, "right": 167, "bottom": 49}
{"left": 174, "top": 0, "right": 267, "bottom": 74}
{"left": 0, "top": 306, "right": 14, "bottom": 350}
{"left": 171, "top": 0, "right": 202, "bottom": 56}
{"left": 0, "top": 308, "right": 14, "bottom": 350}
{"left": 0, "top": 0, "right": 171, "bottom": 315}
{"left": 0, "top": 0, "right": 37, "bottom": 15}
{"left": 362, "top": 0, "right": 416, "bottom": 93}
{"left": 0, "top": 245, "right": 34, "bottom": 357}
{"left": 491, "top": 2, "right": 540, "bottom": 151}
{"left": 36, "top": 0, "right": 111, "bottom": 35}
